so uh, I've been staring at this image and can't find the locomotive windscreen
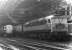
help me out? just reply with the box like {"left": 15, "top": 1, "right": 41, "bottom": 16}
{"left": 51, "top": 18, "right": 67, "bottom": 23}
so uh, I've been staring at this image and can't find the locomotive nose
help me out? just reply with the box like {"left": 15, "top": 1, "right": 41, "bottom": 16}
{"left": 3, "top": 25, "right": 13, "bottom": 33}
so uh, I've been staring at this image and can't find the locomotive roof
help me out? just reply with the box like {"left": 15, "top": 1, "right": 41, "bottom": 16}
{"left": 51, "top": 15, "right": 70, "bottom": 19}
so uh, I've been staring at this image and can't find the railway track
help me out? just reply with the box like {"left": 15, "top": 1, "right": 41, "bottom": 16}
{"left": 5, "top": 38, "right": 70, "bottom": 50}
{"left": 0, "top": 37, "right": 71, "bottom": 50}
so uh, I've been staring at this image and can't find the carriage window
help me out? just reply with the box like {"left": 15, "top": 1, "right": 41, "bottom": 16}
{"left": 24, "top": 22, "right": 32, "bottom": 27}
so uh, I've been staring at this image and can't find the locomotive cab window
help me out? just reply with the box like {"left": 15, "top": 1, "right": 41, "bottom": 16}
{"left": 48, "top": 19, "right": 51, "bottom": 23}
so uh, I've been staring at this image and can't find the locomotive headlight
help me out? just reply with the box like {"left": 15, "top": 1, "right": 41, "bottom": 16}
{"left": 4, "top": 25, "right": 13, "bottom": 34}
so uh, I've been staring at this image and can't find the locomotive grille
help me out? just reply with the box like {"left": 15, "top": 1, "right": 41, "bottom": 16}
{"left": 52, "top": 23, "right": 68, "bottom": 32}
{"left": 56, "top": 24, "right": 65, "bottom": 29}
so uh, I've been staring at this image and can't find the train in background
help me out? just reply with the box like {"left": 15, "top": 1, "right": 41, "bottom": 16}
{"left": 2, "top": 14, "right": 72, "bottom": 42}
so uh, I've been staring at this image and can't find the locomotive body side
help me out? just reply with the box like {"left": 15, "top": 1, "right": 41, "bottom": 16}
{"left": 23, "top": 18, "right": 51, "bottom": 32}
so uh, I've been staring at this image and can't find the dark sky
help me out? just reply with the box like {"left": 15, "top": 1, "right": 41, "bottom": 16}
{"left": 11, "top": 0, "right": 63, "bottom": 24}
{"left": 0, "top": 0, "right": 63, "bottom": 24}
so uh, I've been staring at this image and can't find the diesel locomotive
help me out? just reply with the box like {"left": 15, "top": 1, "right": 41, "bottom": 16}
{"left": 2, "top": 14, "right": 72, "bottom": 42}
{"left": 2, "top": 6, "right": 72, "bottom": 42}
